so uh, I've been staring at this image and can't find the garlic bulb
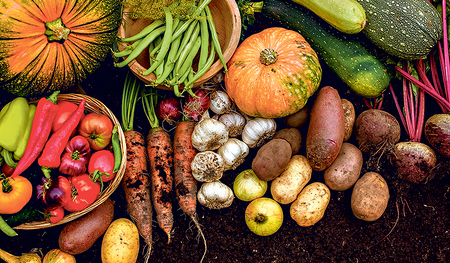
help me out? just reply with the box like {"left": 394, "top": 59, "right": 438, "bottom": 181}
{"left": 209, "top": 90, "right": 232, "bottom": 115}
{"left": 219, "top": 112, "right": 246, "bottom": 137}
{"left": 197, "top": 181, "right": 234, "bottom": 209}
{"left": 217, "top": 138, "right": 249, "bottom": 170}
{"left": 242, "top": 118, "right": 277, "bottom": 148}
{"left": 191, "top": 111, "right": 229, "bottom": 151}
{"left": 191, "top": 151, "right": 225, "bottom": 182}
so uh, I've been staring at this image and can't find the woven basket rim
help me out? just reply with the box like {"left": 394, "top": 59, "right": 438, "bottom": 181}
{"left": 13, "top": 93, "right": 127, "bottom": 230}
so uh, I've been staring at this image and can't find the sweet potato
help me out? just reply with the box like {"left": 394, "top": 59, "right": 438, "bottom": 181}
{"left": 306, "top": 86, "right": 345, "bottom": 171}
{"left": 252, "top": 139, "right": 292, "bottom": 181}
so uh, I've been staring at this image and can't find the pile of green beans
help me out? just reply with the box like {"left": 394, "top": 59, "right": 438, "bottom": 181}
{"left": 113, "top": 0, "right": 227, "bottom": 97}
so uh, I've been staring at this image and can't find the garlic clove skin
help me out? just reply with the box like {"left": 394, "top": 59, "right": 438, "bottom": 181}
{"left": 242, "top": 118, "right": 277, "bottom": 148}
{"left": 209, "top": 90, "right": 232, "bottom": 115}
{"left": 191, "top": 111, "right": 229, "bottom": 152}
{"left": 219, "top": 112, "right": 246, "bottom": 137}
{"left": 217, "top": 138, "right": 249, "bottom": 171}
{"left": 191, "top": 151, "right": 225, "bottom": 182}
{"left": 197, "top": 181, "right": 234, "bottom": 209}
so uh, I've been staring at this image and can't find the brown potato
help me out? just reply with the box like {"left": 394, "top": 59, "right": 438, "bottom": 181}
{"left": 284, "top": 104, "right": 310, "bottom": 128}
{"left": 324, "top": 142, "right": 362, "bottom": 191}
{"left": 351, "top": 172, "right": 390, "bottom": 222}
{"left": 271, "top": 155, "right": 312, "bottom": 204}
{"left": 272, "top": 128, "right": 303, "bottom": 155}
{"left": 252, "top": 138, "right": 292, "bottom": 181}
{"left": 341, "top": 99, "right": 355, "bottom": 141}
{"left": 290, "top": 182, "right": 330, "bottom": 227}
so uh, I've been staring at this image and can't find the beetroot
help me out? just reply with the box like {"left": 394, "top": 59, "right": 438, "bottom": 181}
{"left": 424, "top": 114, "right": 450, "bottom": 158}
{"left": 354, "top": 109, "right": 401, "bottom": 153}
{"left": 391, "top": 141, "right": 437, "bottom": 184}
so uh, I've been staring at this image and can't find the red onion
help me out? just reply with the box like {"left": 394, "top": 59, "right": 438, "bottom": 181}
{"left": 183, "top": 88, "right": 210, "bottom": 121}
{"left": 156, "top": 97, "right": 182, "bottom": 125}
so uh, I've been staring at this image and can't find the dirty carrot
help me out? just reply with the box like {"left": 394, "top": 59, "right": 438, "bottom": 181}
{"left": 142, "top": 86, "right": 175, "bottom": 244}
{"left": 11, "top": 91, "right": 60, "bottom": 178}
{"left": 173, "top": 120, "right": 207, "bottom": 263}
{"left": 120, "top": 71, "right": 152, "bottom": 263}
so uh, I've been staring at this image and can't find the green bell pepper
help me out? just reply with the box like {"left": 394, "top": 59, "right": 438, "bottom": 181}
{"left": 0, "top": 97, "right": 30, "bottom": 152}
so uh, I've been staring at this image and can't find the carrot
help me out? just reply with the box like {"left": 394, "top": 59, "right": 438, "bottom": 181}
{"left": 173, "top": 120, "right": 207, "bottom": 263}
{"left": 142, "top": 87, "right": 174, "bottom": 244}
{"left": 120, "top": 71, "right": 152, "bottom": 263}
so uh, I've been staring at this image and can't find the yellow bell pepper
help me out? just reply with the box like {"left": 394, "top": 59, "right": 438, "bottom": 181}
{"left": 14, "top": 104, "right": 37, "bottom": 160}
{"left": 0, "top": 97, "right": 30, "bottom": 152}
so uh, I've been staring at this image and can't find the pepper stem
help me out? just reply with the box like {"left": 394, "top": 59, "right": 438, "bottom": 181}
{"left": 46, "top": 91, "right": 60, "bottom": 105}
{"left": 41, "top": 167, "right": 53, "bottom": 179}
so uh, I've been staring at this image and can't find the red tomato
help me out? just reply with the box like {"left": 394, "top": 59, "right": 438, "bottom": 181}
{"left": 45, "top": 207, "right": 64, "bottom": 224}
{"left": 0, "top": 175, "right": 33, "bottom": 214}
{"left": 1, "top": 163, "right": 15, "bottom": 176}
{"left": 64, "top": 174, "right": 101, "bottom": 212}
{"left": 77, "top": 113, "right": 113, "bottom": 151}
{"left": 88, "top": 150, "right": 116, "bottom": 182}
{"left": 52, "top": 101, "right": 85, "bottom": 136}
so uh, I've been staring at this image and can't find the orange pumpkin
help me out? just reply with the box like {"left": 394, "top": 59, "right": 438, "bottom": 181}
{"left": 0, "top": 0, "right": 121, "bottom": 97}
{"left": 224, "top": 27, "right": 322, "bottom": 118}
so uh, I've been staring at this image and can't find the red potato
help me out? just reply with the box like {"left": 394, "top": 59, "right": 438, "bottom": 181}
{"left": 341, "top": 99, "right": 355, "bottom": 141}
{"left": 306, "top": 86, "right": 345, "bottom": 171}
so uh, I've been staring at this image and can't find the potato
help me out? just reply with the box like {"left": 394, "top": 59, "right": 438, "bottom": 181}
{"left": 341, "top": 99, "right": 355, "bottom": 141}
{"left": 324, "top": 142, "right": 362, "bottom": 191}
{"left": 284, "top": 104, "right": 310, "bottom": 128}
{"left": 271, "top": 155, "right": 312, "bottom": 204}
{"left": 290, "top": 182, "right": 330, "bottom": 227}
{"left": 351, "top": 172, "right": 390, "bottom": 222}
{"left": 306, "top": 86, "right": 345, "bottom": 171}
{"left": 101, "top": 218, "right": 140, "bottom": 263}
{"left": 59, "top": 198, "right": 114, "bottom": 255}
{"left": 252, "top": 138, "right": 292, "bottom": 181}
{"left": 272, "top": 128, "right": 303, "bottom": 155}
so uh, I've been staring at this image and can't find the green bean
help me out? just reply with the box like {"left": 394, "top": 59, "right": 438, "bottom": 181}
{"left": 171, "top": 0, "right": 213, "bottom": 41}
{"left": 177, "top": 36, "right": 202, "bottom": 80}
{"left": 149, "top": 35, "right": 162, "bottom": 66}
{"left": 185, "top": 44, "right": 216, "bottom": 88}
{"left": 174, "top": 24, "right": 200, "bottom": 75}
{"left": 155, "top": 53, "right": 166, "bottom": 81}
{"left": 114, "top": 25, "right": 166, "bottom": 68}
{"left": 111, "top": 125, "right": 122, "bottom": 173}
{"left": 178, "top": 66, "right": 192, "bottom": 85}
{"left": 198, "top": 10, "right": 209, "bottom": 70}
{"left": 0, "top": 215, "right": 17, "bottom": 237}
{"left": 205, "top": 6, "right": 227, "bottom": 73}
{"left": 142, "top": 8, "right": 174, "bottom": 76}
{"left": 120, "top": 19, "right": 165, "bottom": 43}
{"left": 113, "top": 38, "right": 144, "bottom": 58}
{"left": 174, "top": 20, "right": 199, "bottom": 62}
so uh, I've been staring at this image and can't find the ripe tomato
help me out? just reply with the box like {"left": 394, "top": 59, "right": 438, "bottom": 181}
{"left": 77, "top": 113, "right": 113, "bottom": 151}
{"left": 45, "top": 207, "right": 64, "bottom": 224}
{"left": 88, "top": 150, "right": 116, "bottom": 182}
{"left": 0, "top": 175, "right": 33, "bottom": 214}
{"left": 1, "top": 163, "right": 15, "bottom": 177}
{"left": 64, "top": 174, "right": 101, "bottom": 212}
{"left": 59, "top": 135, "right": 91, "bottom": 177}
{"left": 52, "top": 101, "right": 85, "bottom": 136}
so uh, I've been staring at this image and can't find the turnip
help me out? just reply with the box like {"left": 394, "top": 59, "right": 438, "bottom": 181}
{"left": 354, "top": 109, "right": 401, "bottom": 154}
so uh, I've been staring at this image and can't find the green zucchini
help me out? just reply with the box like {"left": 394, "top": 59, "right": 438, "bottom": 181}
{"left": 253, "top": 0, "right": 392, "bottom": 98}
{"left": 291, "top": 0, "right": 366, "bottom": 34}
{"left": 356, "top": 0, "right": 442, "bottom": 60}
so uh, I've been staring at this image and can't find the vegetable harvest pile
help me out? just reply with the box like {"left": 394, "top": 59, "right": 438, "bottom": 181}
{"left": 1, "top": 0, "right": 450, "bottom": 262}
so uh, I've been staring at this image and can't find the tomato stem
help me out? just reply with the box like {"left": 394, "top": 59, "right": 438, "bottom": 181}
{"left": 1, "top": 177, "right": 12, "bottom": 193}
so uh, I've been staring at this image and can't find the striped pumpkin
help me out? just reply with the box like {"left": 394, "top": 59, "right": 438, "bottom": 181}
{"left": 224, "top": 27, "right": 322, "bottom": 119}
{"left": 0, "top": 0, "right": 121, "bottom": 97}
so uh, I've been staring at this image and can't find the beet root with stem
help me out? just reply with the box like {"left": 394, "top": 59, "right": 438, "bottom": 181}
{"left": 391, "top": 141, "right": 437, "bottom": 184}
{"left": 424, "top": 114, "right": 450, "bottom": 158}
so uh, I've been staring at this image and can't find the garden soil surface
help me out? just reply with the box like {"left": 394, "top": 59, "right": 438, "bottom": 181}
{"left": 1, "top": 13, "right": 450, "bottom": 263}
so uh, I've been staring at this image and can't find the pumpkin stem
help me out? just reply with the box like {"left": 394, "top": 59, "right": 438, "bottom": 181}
{"left": 260, "top": 48, "right": 277, "bottom": 65}
{"left": 45, "top": 18, "right": 71, "bottom": 43}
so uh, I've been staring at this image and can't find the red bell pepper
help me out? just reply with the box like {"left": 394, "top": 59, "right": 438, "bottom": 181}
{"left": 39, "top": 99, "right": 87, "bottom": 178}
{"left": 11, "top": 91, "right": 60, "bottom": 178}
{"left": 59, "top": 135, "right": 91, "bottom": 177}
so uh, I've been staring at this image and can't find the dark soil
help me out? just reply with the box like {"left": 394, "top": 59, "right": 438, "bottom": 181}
{"left": 1, "top": 13, "right": 450, "bottom": 263}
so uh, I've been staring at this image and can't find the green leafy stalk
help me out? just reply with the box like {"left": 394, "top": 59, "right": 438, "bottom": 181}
{"left": 121, "top": 71, "right": 143, "bottom": 132}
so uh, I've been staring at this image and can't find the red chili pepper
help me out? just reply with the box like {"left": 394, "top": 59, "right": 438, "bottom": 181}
{"left": 11, "top": 91, "right": 60, "bottom": 178}
{"left": 39, "top": 98, "right": 87, "bottom": 178}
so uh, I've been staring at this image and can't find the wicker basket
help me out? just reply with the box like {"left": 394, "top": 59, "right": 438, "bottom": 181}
{"left": 13, "top": 93, "right": 127, "bottom": 230}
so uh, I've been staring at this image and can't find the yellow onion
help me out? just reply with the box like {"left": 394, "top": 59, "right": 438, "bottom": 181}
{"left": 42, "top": 249, "right": 76, "bottom": 263}
{"left": 233, "top": 169, "right": 267, "bottom": 201}
{"left": 0, "top": 248, "right": 42, "bottom": 263}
